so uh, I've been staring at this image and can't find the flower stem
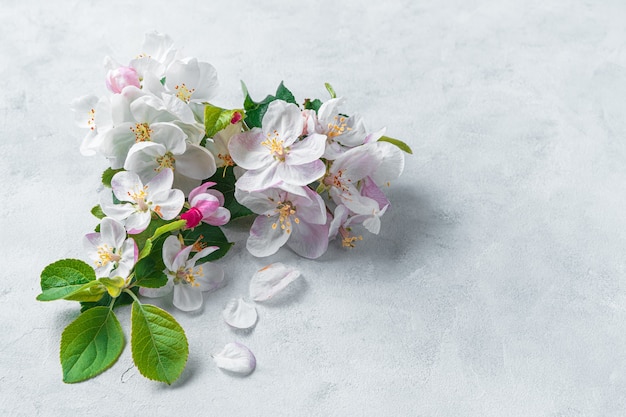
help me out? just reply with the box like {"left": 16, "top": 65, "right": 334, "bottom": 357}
{"left": 123, "top": 288, "right": 141, "bottom": 305}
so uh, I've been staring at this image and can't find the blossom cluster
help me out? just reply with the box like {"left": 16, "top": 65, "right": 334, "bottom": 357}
{"left": 73, "top": 32, "right": 231, "bottom": 311}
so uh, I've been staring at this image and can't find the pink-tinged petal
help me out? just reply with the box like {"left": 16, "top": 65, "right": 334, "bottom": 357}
{"left": 287, "top": 221, "right": 329, "bottom": 259}
{"left": 333, "top": 114, "right": 368, "bottom": 147}
{"left": 285, "top": 133, "right": 326, "bottom": 165}
{"left": 175, "top": 144, "right": 216, "bottom": 180}
{"left": 139, "top": 280, "right": 173, "bottom": 298}
{"left": 361, "top": 176, "right": 391, "bottom": 210}
{"left": 204, "top": 207, "right": 230, "bottom": 226}
{"left": 100, "top": 217, "right": 127, "bottom": 249}
{"left": 247, "top": 215, "right": 290, "bottom": 257}
{"left": 234, "top": 188, "right": 278, "bottom": 215}
{"left": 172, "top": 245, "right": 194, "bottom": 272}
{"left": 236, "top": 165, "right": 282, "bottom": 192}
{"left": 331, "top": 143, "right": 383, "bottom": 181}
{"left": 152, "top": 189, "right": 185, "bottom": 220}
{"left": 276, "top": 183, "right": 309, "bottom": 197}
{"left": 192, "top": 195, "right": 220, "bottom": 212}
{"left": 193, "top": 263, "right": 225, "bottom": 292}
{"left": 201, "top": 189, "right": 225, "bottom": 207}
{"left": 341, "top": 191, "right": 379, "bottom": 216}
{"left": 249, "top": 262, "right": 301, "bottom": 301}
{"left": 111, "top": 170, "right": 143, "bottom": 203}
{"left": 322, "top": 141, "right": 345, "bottom": 160}
{"left": 222, "top": 298, "right": 257, "bottom": 329}
{"left": 145, "top": 168, "right": 174, "bottom": 196}
{"left": 125, "top": 211, "right": 152, "bottom": 234}
{"left": 261, "top": 100, "right": 303, "bottom": 147}
{"left": 83, "top": 233, "right": 102, "bottom": 261}
{"left": 276, "top": 159, "right": 325, "bottom": 186}
{"left": 115, "top": 242, "right": 136, "bottom": 279}
{"left": 329, "top": 204, "right": 349, "bottom": 238}
{"left": 173, "top": 284, "right": 203, "bottom": 311}
{"left": 162, "top": 235, "right": 182, "bottom": 271}
{"left": 228, "top": 130, "right": 273, "bottom": 170}
{"left": 291, "top": 187, "right": 327, "bottom": 225}
{"left": 188, "top": 182, "right": 217, "bottom": 203}
{"left": 213, "top": 342, "right": 256, "bottom": 376}
{"left": 364, "top": 127, "right": 386, "bottom": 144}
{"left": 190, "top": 245, "right": 219, "bottom": 264}
{"left": 370, "top": 141, "right": 405, "bottom": 185}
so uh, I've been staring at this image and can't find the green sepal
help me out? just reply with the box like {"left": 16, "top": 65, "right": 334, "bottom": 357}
{"left": 204, "top": 166, "right": 253, "bottom": 220}
{"left": 90, "top": 205, "right": 106, "bottom": 219}
{"left": 98, "top": 276, "right": 126, "bottom": 298}
{"left": 304, "top": 98, "right": 323, "bottom": 113}
{"left": 130, "top": 301, "right": 188, "bottom": 384}
{"left": 37, "top": 280, "right": 107, "bottom": 302}
{"left": 241, "top": 81, "right": 298, "bottom": 129}
{"left": 204, "top": 104, "right": 244, "bottom": 138}
{"left": 80, "top": 287, "right": 137, "bottom": 313}
{"left": 180, "top": 222, "right": 233, "bottom": 262}
{"left": 138, "top": 219, "right": 187, "bottom": 260}
{"left": 101, "top": 168, "right": 124, "bottom": 188}
{"left": 324, "top": 82, "right": 337, "bottom": 99}
{"left": 275, "top": 81, "right": 297, "bottom": 105}
{"left": 378, "top": 135, "right": 413, "bottom": 154}
{"left": 60, "top": 306, "right": 125, "bottom": 383}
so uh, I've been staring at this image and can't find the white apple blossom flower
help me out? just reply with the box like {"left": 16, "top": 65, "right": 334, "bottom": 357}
{"left": 101, "top": 168, "right": 184, "bottom": 234}
{"left": 235, "top": 185, "right": 329, "bottom": 259}
{"left": 228, "top": 100, "right": 327, "bottom": 192}
{"left": 140, "top": 235, "right": 225, "bottom": 312}
{"left": 83, "top": 217, "right": 138, "bottom": 278}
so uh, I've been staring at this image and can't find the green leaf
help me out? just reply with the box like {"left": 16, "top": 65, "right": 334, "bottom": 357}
{"left": 131, "top": 302, "right": 188, "bottom": 384}
{"left": 102, "top": 168, "right": 124, "bottom": 188}
{"left": 133, "top": 256, "right": 168, "bottom": 288}
{"left": 324, "top": 82, "right": 337, "bottom": 99}
{"left": 304, "top": 98, "right": 323, "bottom": 113}
{"left": 204, "top": 104, "right": 243, "bottom": 138}
{"left": 131, "top": 217, "right": 168, "bottom": 252}
{"left": 60, "top": 307, "right": 125, "bottom": 383}
{"left": 80, "top": 287, "right": 137, "bottom": 313}
{"left": 275, "top": 81, "right": 297, "bottom": 105}
{"left": 205, "top": 166, "right": 253, "bottom": 220}
{"left": 37, "top": 259, "right": 99, "bottom": 301}
{"left": 181, "top": 222, "right": 233, "bottom": 262}
{"left": 38, "top": 280, "right": 107, "bottom": 302}
{"left": 378, "top": 135, "right": 413, "bottom": 154}
{"left": 90, "top": 205, "right": 106, "bottom": 219}
{"left": 138, "top": 219, "right": 187, "bottom": 260}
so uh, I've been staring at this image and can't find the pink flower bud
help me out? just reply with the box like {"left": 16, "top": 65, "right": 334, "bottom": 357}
{"left": 230, "top": 112, "right": 242, "bottom": 125}
{"left": 105, "top": 66, "right": 140, "bottom": 94}
{"left": 181, "top": 207, "right": 203, "bottom": 229}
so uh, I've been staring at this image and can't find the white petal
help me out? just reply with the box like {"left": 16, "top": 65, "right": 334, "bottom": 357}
{"left": 222, "top": 298, "right": 258, "bottom": 329}
{"left": 249, "top": 262, "right": 300, "bottom": 301}
{"left": 213, "top": 342, "right": 256, "bottom": 375}
{"left": 173, "top": 284, "right": 203, "bottom": 312}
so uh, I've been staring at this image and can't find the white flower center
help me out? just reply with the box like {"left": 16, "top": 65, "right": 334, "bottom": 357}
{"left": 87, "top": 108, "right": 96, "bottom": 131}
{"left": 261, "top": 130, "right": 286, "bottom": 161}
{"left": 174, "top": 266, "right": 203, "bottom": 287}
{"left": 175, "top": 83, "right": 195, "bottom": 103}
{"left": 95, "top": 244, "right": 121, "bottom": 268}
{"left": 327, "top": 115, "right": 352, "bottom": 138}
{"left": 155, "top": 152, "right": 176, "bottom": 172}
{"left": 128, "top": 186, "right": 150, "bottom": 212}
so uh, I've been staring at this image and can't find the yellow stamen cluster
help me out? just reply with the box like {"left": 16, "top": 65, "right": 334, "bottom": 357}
{"left": 270, "top": 201, "right": 299, "bottom": 234}
{"left": 87, "top": 109, "right": 96, "bottom": 131}
{"left": 130, "top": 122, "right": 152, "bottom": 142}
{"left": 175, "top": 266, "right": 203, "bottom": 287}
{"left": 324, "top": 169, "right": 351, "bottom": 193}
{"left": 175, "top": 83, "right": 195, "bottom": 103}
{"left": 155, "top": 152, "right": 176, "bottom": 172}
{"left": 192, "top": 235, "right": 207, "bottom": 252}
{"left": 95, "top": 244, "right": 121, "bottom": 267}
{"left": 341, "top": 235, "right": 363, "bottom": 248}
{"left": 327, "top": 115, "right": 352, "bottom": 138}
{"left": 261, "top": 130, "right": 286, "bottom": 160}
{"left": 128, "top": 186, "right": 149, "bottom": 211}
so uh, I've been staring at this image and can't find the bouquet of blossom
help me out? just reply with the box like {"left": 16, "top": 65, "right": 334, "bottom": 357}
{"left": 37, "top": 32, "right": 411, "bottom": 384}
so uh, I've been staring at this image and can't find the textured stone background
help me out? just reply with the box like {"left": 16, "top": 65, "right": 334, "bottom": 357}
{"left": 2, "top": 0, "right": 626, "bottom": 415}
